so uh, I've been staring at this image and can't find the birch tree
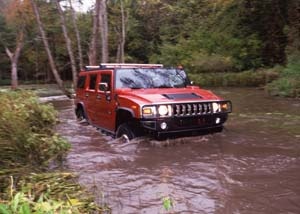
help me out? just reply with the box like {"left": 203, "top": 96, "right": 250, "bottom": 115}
{"left": 99, "top": 0, "right": 109, "bottom": 63}
{"left": 1, "top": 0, "right": 26, "bottom": 89}
{"left": 88, "top": 0, "right": 100, "bottom": 65}
{"left": 55, "top": 0, "right": 77, "bottom": 87}
{"left": 68, "top": 0, "right": 84, "bottom": 69}
{"left": 117, "top": 0, "right": 126, "bottom": 63}
{"left": 30, "top": 0, "right": 72, "bottom": 97}
{"left": 4, "top": 30, "right": 24, "bottom": 89}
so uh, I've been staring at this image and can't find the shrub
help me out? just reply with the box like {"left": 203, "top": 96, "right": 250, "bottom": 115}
{"left": 0, "top": 91, "right": 70, "bottom": 168}
{"left": 266, "top": 55, "right": 300, "bottom": 97}
{"left": 188, "top": 54, "right": 234, "bottom": 73}
{"left": 0, "top": 91, "right": 107, "bottom": 214}
{"left": 188, "top": 68, "right": 280, "bottom": 87}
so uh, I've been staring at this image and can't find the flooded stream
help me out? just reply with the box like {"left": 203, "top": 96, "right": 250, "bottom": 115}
{"left": 53, "top": 88, "right": 300, "bottom": 214}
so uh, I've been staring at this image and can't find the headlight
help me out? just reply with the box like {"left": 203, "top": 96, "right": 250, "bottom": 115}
{"left": 158, "top": 105, "right": 168, "bottom": 116}
{"left": 212, "top": 101, "right": 232, "bottom": 113}
{"left": 158, "top": 105, "right": 172, "bottom": 117}
{"left": 142, "top": 105, "right": 172, "bottom": 118}
{"left": 212, "top": 102, "right": 220, "bottom": 113}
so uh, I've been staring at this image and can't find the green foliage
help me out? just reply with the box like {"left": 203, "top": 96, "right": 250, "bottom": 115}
{"left": 0, "top": 173, "right": 107, "bottom": 214}
{"left": 266, "top": 54, "right": 300, "bottom": 97}
{"left": 0, "top": 0, "right": 298, "bottom": 87}
{"left": 162, "top": 196, "right": 173, "bottom": 212}
{"left": 0, "top": 91, "right": 70, "bottom": 168}
{"left": 189, "top": 68, "right": 280, "bottom": 87}
{"left": 148, "top": 0, "right": 264, "bottom": 71}
{"left": 0, "top": 91, "right": 108, "bottom": 213}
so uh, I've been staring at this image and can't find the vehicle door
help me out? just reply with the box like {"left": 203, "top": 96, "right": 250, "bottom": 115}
{"left": 75, "top": 74, "right": 87, "bottom": 102}
{"left": 94, "top": 71, "right": 116, "bottom": 132}
{"left": 85, "top": 73, "right": 99, "bottom": 123}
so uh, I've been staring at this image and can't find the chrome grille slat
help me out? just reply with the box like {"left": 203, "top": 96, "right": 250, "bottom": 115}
{"left": 173, "top": 102, "right": 214, "bottom": 117}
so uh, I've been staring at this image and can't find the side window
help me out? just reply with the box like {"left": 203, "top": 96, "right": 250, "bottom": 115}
{"left": 89, "top": 74, "right": 97, "bottom": 90}
{"left": 77, "top": 76, "right": 86, "bottom": 89}
{"left": 101, "top": 74, "right": 111, "bottom": 91}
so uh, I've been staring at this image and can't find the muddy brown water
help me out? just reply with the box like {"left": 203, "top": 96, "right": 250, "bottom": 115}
{"left": 52, "top": 88, "right": 300, "bottom": 214}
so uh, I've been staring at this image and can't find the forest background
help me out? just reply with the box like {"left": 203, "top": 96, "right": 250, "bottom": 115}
{"left": 0, "top": 0, "right": 299, "bottom": 97}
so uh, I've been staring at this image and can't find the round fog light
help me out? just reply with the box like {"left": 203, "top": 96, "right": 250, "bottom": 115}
{"left": 160, "top": 122, "right": 168, "bottom": 130}
{"left": 215, "top": 117, "right": 221, "bottom": 124}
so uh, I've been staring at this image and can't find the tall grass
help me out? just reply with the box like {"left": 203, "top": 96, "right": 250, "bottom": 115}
{"left": 266, "top": 55, "right": 300, "bottom": 97}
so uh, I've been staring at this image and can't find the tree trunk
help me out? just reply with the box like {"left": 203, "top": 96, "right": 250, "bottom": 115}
{"left": 68, "top": 0, "right": 84, "bottom": 70}
{"left": 55, "top": 0, "right": 77, "bottom": 88}
{"left": 88, "top": 0, "right": 100, "bottom": 65}
{"left": 120, "top": 0, "right": 125, "bottom": 63}
{"left": 287, "top": 0, "right": 300, "bottom": 54}
{"left": 30, "top": 0, "right": 71, "bottom": 97}
{"left": 99, "top": 0, "right": 109, "bottom": 63}
{"left": 5, "top": 30, "right": 24, "bottom": 90}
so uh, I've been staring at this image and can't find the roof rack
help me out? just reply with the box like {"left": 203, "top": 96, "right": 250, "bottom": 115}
{"left": 84, "top": 63, "right": 164, "bottom": 71}
{"left": 100, "top": 63, "right": 163, "bottom": 68}
{"left": 85, "top": 66, "right": 100, "bottom": 70}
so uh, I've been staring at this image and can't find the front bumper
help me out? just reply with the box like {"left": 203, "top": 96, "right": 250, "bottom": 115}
{"left": 140, "top": 113, "right": 228, "bottom": 135}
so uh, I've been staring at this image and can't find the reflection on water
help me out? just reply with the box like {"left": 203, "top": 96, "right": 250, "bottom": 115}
{"left": 53, "top": 88, "right": 300, "bottom": 214}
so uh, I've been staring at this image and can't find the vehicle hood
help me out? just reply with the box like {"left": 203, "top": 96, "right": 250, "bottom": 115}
{"left": 116, "top": 86, "right": 222, "bottom": 105}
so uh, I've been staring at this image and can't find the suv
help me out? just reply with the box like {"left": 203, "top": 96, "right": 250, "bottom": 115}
{"left": 75, "top": 63, "right": 232, "bottom": 140}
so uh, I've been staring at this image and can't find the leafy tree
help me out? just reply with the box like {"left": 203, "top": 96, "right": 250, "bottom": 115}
{"left": 0, "top": 0, "right": 29, "bottom": 89}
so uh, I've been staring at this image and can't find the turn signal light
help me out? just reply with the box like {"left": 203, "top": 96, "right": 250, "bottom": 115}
{"left": 143, "top": 108, "right": 152, "bottom": 115}
{"left": 221, "top": 103, "right": 228, "bottom": 110}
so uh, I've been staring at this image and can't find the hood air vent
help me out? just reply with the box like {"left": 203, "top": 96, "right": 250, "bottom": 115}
{"left": 162, "top": 93, "right": 202, "bottom": 100}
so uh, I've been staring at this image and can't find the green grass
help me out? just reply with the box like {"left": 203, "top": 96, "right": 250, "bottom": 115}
{"left": 189, "top": 68, "right": 280, "bottom": 87}
{"left": 266, "top": 56, "right": 300, "bottom": 98}
{"left": 0, "top": 82, "right": 74, "bottom": 97}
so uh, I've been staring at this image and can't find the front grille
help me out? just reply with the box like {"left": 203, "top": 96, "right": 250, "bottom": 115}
{"left": 173, "top": 102, "right": 213, "bottom": 117}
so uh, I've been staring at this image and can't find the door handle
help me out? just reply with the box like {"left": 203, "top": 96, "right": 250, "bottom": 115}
{"left": 85, "top": 93, "right": 89, "bottom": 97}
{"left": 97, "top": 94, "right": 101, "bottom": 99}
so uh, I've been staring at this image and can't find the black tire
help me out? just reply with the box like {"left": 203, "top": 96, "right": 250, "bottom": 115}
{"left": 210, "top": 126, "right": 223, "bottom": 133}
{"left": 116, "top": 123, "right": 136, "bottom": 140}
{"left": 76, "top": 106, "right": 86, "bottom": 121}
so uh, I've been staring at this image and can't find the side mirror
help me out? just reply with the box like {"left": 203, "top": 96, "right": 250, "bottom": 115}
{"left": 99, "top": 82, "right": 108, "bottom": 92}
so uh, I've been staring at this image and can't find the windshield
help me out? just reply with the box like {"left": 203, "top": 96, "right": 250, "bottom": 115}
{"left": 115, "top": 68, "right": 190, "bottom": 89}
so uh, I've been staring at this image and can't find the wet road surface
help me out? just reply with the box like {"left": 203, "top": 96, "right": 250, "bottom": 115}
{"left": 53, "top": 88, "right": 300, "bottom": 214}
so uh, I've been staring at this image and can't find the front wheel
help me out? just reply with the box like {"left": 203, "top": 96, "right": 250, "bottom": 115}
{"left": 210, "top": 126, "right": 223, "bottom": 133}
{"left": 116, "top": 123, "right": 136, "bottom": 140}
{"left": 75, "top": 106, "right": 86, "bottom": 121}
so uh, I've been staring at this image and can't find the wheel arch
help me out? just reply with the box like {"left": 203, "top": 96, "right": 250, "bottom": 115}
{"left": 75, "top": 102, "right": 88, "bottom": 120}
{"left": 115, "top": 107, "right": 135, "bottom": 131}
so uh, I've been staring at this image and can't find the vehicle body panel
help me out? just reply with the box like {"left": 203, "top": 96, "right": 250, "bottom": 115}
{"left": 75, "top": 64, "right": 232, "bottom": 138}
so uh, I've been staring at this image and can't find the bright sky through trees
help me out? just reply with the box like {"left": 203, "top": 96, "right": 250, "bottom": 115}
{"left": 72, "top": 0, "right": 94, "bottom": 12}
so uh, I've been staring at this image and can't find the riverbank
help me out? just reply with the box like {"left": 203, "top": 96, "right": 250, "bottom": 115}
{"left": 0, "top": 83, "right": 73, "bottom": 97}
{"left": 188, "top": 66, "right": 299, "bottom": 98}
{"left": 0, "top": 91, "right": 109, "bottom": 213}
{"left": 188, "top": 69, "right": 279, "bottom": 87}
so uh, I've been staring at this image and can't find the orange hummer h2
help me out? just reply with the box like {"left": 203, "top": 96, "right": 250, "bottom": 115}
{"left": 75, "top": 63, "right": 232, "bottom": 140}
